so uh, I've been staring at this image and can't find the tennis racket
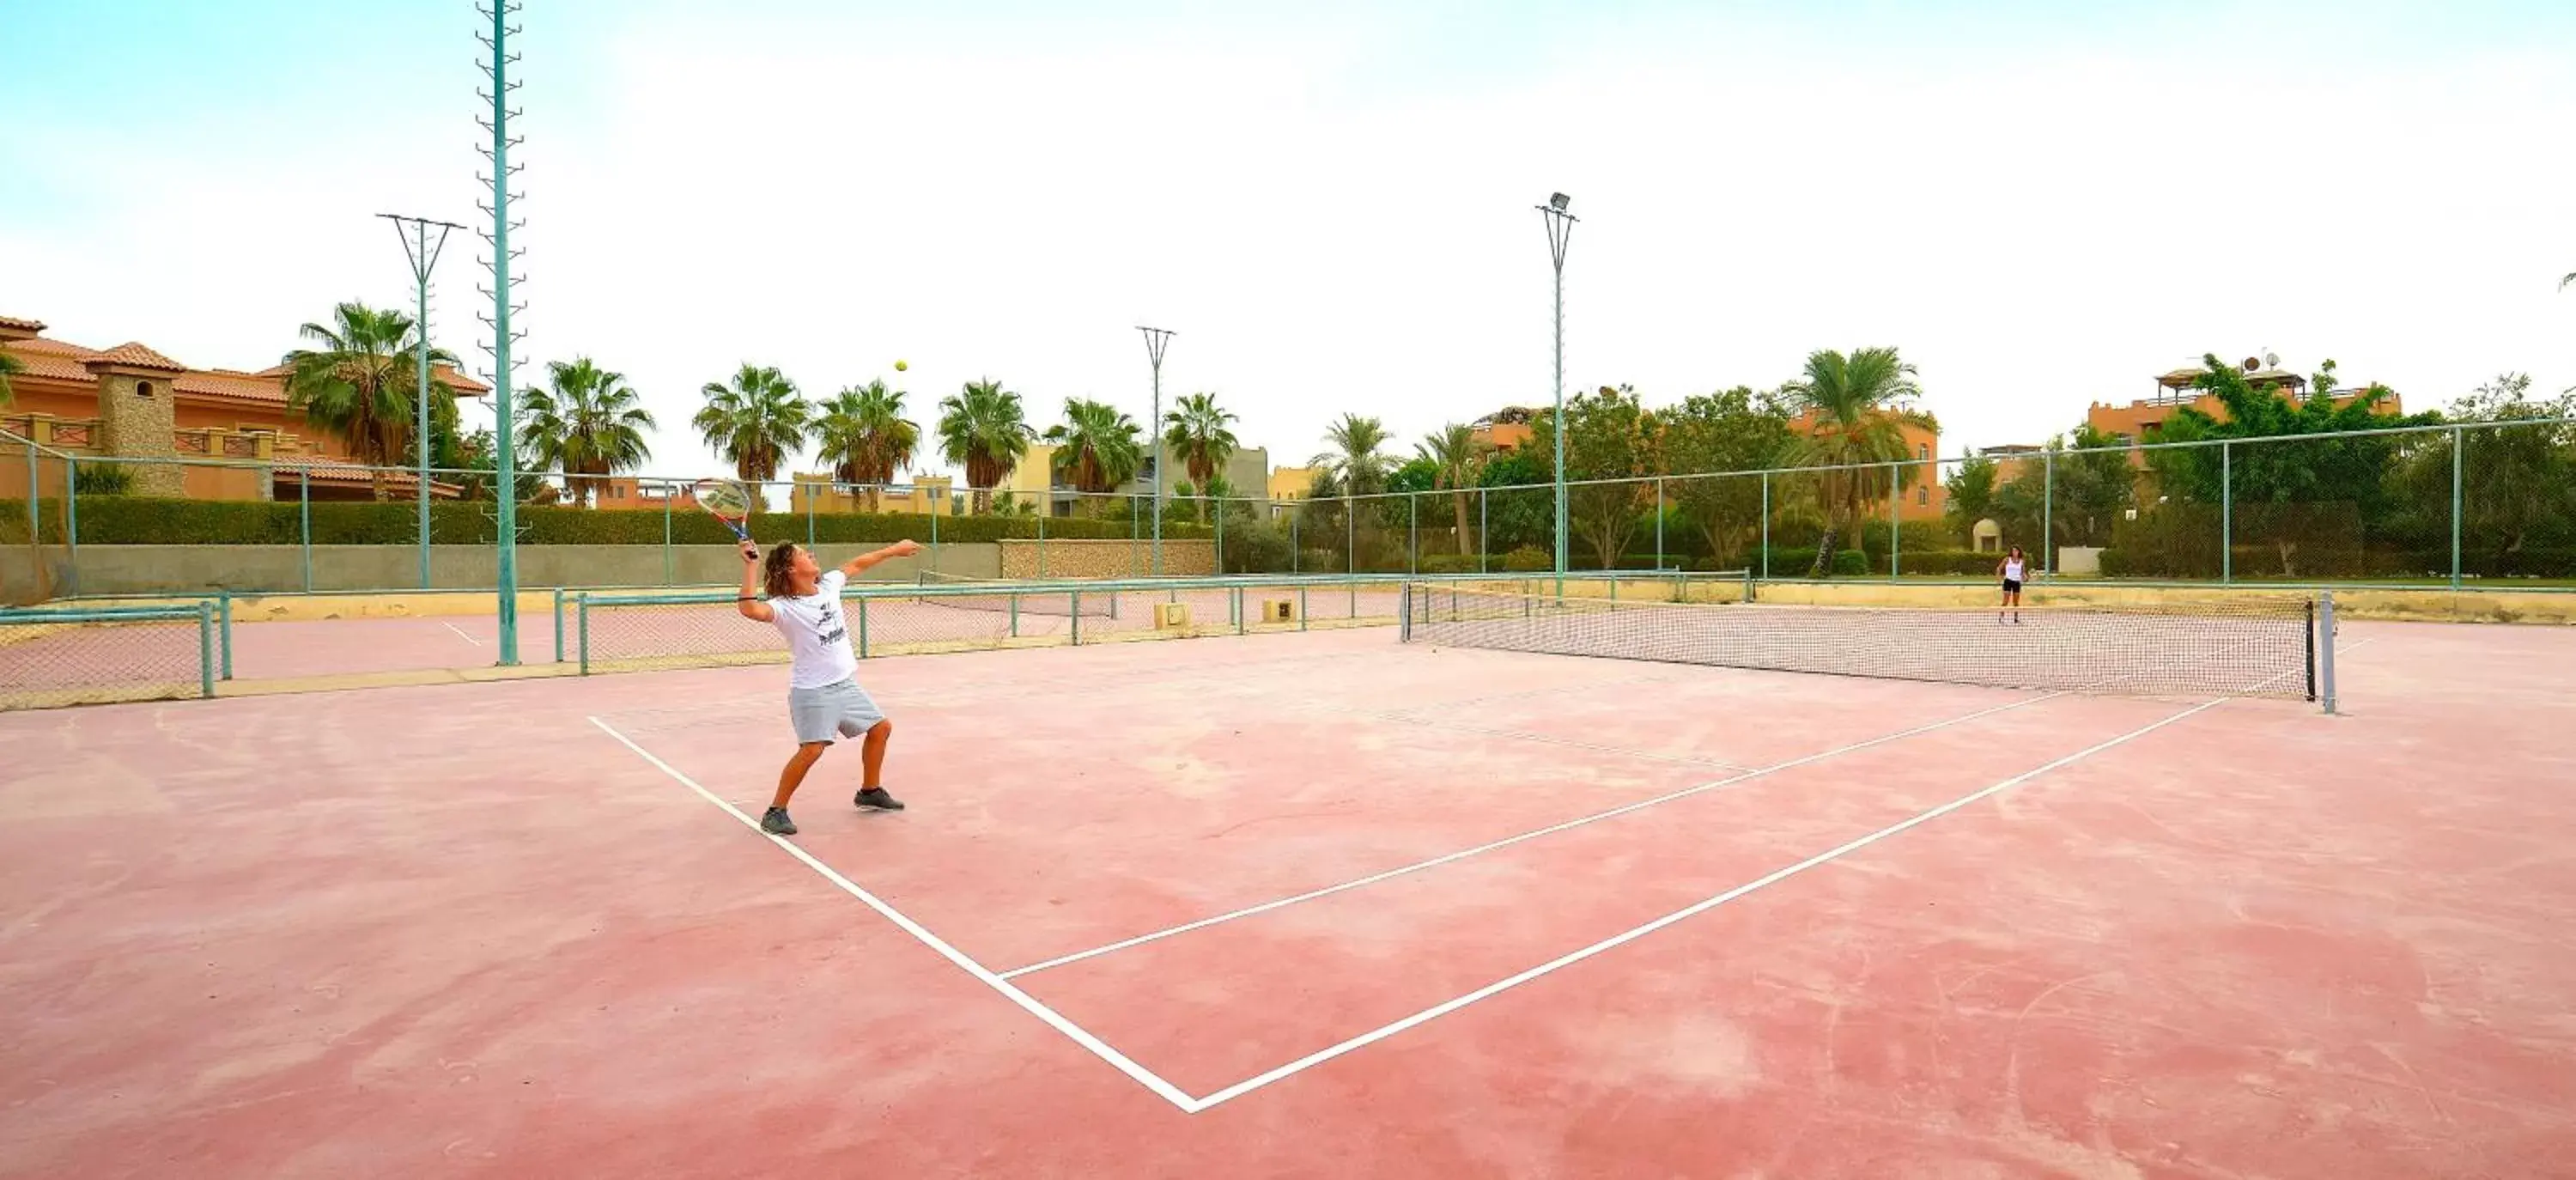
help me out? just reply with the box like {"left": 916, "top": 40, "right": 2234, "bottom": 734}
{"left": 694, "top": 477, "right": 756, "bottom": 544}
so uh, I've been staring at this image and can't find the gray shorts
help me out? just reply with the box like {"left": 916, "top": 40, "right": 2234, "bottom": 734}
{"left": 787, "top": 678, "right": 885, "bottom": 745}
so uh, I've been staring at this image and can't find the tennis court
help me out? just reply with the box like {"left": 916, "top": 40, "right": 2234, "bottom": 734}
{"left": 3, "top": 586, "right": 2571, "bottom": 1177}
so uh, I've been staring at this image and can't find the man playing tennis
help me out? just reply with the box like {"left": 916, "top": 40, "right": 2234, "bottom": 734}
{"left": 736, "top": 536, "right": 923, "bottom": 836}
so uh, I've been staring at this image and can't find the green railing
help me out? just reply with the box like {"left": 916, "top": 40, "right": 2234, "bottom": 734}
{"left": 0, "top": 602, "right": 215, "bottom": 709}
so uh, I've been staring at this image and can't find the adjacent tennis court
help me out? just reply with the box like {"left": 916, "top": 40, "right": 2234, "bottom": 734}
{"left": 2, "top": 587, "right": 2570, "bottom": 1177}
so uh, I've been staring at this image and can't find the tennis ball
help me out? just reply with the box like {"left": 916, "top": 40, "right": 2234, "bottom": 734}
{"left": 894, "top": 359, "right": 908, "bottom": 372}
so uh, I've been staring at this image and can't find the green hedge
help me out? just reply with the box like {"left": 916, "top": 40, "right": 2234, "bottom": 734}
{"left": 0, "top": 497, "right": 1214, "bottom": 546}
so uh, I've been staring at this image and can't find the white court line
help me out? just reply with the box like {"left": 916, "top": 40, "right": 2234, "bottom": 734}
{"left": 998, "top": 689, "right": 2064, "bottom": 980}
{"left": 1187, "top": 691, "right": 2233, "bottom": 1111}
{"left": 442, "top": 622, "right": 483, "bottom": 647}
{"left": 586, "top": 715, "right": 1204, "bottom": 1114}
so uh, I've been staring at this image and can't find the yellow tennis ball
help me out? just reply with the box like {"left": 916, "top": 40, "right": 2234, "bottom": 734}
{"left": 894, "top": 359, "right": 908, "bottom": 372}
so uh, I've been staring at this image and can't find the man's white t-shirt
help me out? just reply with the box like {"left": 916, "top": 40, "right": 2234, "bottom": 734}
{"left": 768, "top": 569, "right": 859, "bottom": 689}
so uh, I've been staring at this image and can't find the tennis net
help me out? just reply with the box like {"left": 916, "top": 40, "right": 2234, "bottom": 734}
{"left": 916, "top": 571, "right": 1119, "bottom": 618}
{"left": 1400, "top": 584, "right": 2323, "bottom": 701}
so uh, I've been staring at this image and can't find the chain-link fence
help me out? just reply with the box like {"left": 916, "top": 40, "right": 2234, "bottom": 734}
{"left": 10, "top": 416, "right": 2574, "bottom": 604}
{"left": 0, "top": 604, "right": 214, "bottom": 709}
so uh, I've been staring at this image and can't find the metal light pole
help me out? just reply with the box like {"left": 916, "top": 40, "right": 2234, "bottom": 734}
{"left": 475, "top": 0, "right": 528, "bottom": 665}
{"left": 1138, "top": 325, "right": 1175, "bottom": 576}
{"left": 1537, "top": 193, "right": 1577, "bottom": 596}
{"left": 380, "top": 213, "right": 463, "bottom": 592}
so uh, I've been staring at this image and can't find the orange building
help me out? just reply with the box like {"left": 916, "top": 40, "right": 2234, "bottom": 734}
{"left": 1784, "top": 409, "right": 1946, "bottom": 522}
{"left": 1468, "top": 407, "right": 1536, "bottom": 453}
{"left": 1, "top": 313, "right": 489, "bottom": 501}
{"left": 2086, "top": 361, "right": 2403, "bottom": 465}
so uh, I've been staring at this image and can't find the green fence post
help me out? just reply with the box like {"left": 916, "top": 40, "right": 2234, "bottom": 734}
{"left": 64, "top": 456, "right": 78, "bottom": 596}
{"left": 21, "top": 439, "right": 35, "bottom": 554}
{"left": 1407, "top": 493, "right": 1418, "bottom": 575}
{"left": 1887, "top": 463, "right": 1899, "bottom": 581}
{"left": 929, "top": 504, "right": 939, "bottom": 571}
{"left": 805, "top": 482, "right": 815, "bottom": 546}
{"left": 1217, "top": 498, "right": 1226, "bottom": 575}
{"left": 1656, "top": 477, "right": 1666, "bottom": 571}
{"left": 1479, "top": 487, "right": 1488, "bottom": 575}
{"left": 300, "top": 466, "right": 313, "bottom": 593}
{"left": 2449, "top": 425, "right": 2463, "bottom": 590}
{"left": 857, "top": 596, "right": 869, "bottom": 659}
{"left": 1071, "top": 590, "right": 1082, "bottom": 644}
{"left": 218, "top": 591, "right": 233, "bottom": 680}
{"left": 1297, "top": 585, "right": 1308, "bottom": 631}
{"left": 576, "top": 593, "right": 590, "bottom": 675}
{"left": 1759, "top": 472, "right": 1771, "bottom": 581}
{"left": 553, "top": 587, "right": 565, "bottom": 663}
{"left": 2220, "top": 441, "right": 2232, "bottom": 585}
{"left": 197, "top": 601, "right": 215, "bottom": 698}
{"left": 662, "top": 492, "right": 674, "bottom": 586}
{"left": 2041, "top": 452, "right": 2055, "bottom": 579}
{"left": 1009, "top": 593, "right": 1019, "bottom": 638}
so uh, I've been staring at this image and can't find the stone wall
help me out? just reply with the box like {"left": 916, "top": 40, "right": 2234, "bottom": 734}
{"left": 96, "top": 373, "right": 185, "bottom": 496}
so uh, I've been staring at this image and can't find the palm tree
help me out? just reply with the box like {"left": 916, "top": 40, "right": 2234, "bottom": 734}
{"left": 1311, "top": 412, "right": 1394, "bottom": 496}
{"left": 1417, "top": 423, "right": 1489, "bottom": 556}
{"left": 1046, "top": 397, "right": 1145, "bottom": 494}
{"left": 1162, "top": 392, "right": 1240, "bottom": 522}
{"left": 694, "top": 364, "right": 811, "bottom": 488}
{"left": 1780, "top": 347, "right": 1939, "bottom": 576}
{"left": 280, "top": 301, "right": 461, "bottom": 500}
{"left": 816, "top": 380, "right": 919, "bottom": 511}
{"left": 519, "top": 357, "right": 656, "bottom": 508}
{"left": 936, "top": 378, "right": 1035, "bottom": 513}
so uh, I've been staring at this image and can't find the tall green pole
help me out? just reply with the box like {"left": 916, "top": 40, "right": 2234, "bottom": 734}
{"left": 381, "top": 214, "right": 461, "bottom": 592}
{"left": 1138, "top": 326, "right": 1173, "bottom": 577}
{"left": 477, "top": 1, "right": 526, "bottom": 664}
{"left": 1539, "top": 196, "right": 1576, "bottom": 598}
{"left": 2220, "top": 441, "right": 2232, "bottom": 585}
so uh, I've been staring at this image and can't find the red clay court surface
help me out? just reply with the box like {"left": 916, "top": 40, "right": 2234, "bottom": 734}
{"left": 3, "top": 617, "right": 2572, "bottom": 1177}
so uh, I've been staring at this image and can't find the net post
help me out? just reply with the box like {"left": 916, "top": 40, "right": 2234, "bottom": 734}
{"left": 1298, "top": 585, "right": 1308, "bottom": 631}
{"left": 1009, "top": 593, "right": 1019, "bottom": 638}
{"left": 576, "top": 593, "right": 590, "bottom": 675}
{"left": 2317, "top": 592, "right": 2337, "bottom": 715}
{"left": 858, "top": 597, "right": 870, "bottom": 659}
{"left": 1071, "top": 590, "right": 1083, "bottom": 644}
{"left": 1741, "top": 567, "right": 1754, "bottom": 604}
{"left": 197, "top": 601, "right": 215, "bottom": 699}
{"left": 553, "top": 587, "right": 565, "bottom": 663}
{"left": 1400, "top": 581, "right": 1413, "bottom": 642}
{"left": 218, "top": 591, "right": 233, "bottom": 680}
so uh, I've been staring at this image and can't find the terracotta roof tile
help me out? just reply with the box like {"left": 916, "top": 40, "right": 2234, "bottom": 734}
{"left": 173, "top": 369, "right": 289, "bottom": 405}
{"left": 82, "top": 342, "right": 189, "bottom": 372}
{"left": 0, "top": 314, "right": 46, "bottom": 333}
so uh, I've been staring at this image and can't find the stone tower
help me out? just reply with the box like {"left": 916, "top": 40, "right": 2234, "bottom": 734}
{"left": 84, "top": 344, "right": 188, "bottom": 497}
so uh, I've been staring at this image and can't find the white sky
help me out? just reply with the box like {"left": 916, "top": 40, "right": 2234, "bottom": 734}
{"left": 5, "top": 0, "right": 2573, "bottom": 486}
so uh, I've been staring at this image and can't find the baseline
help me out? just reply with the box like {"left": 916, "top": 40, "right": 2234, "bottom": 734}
{"left": 585, "top": 715, "right": 1202, "bottom": 1113}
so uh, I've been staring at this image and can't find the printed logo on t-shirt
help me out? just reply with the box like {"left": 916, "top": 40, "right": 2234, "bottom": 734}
{"left": 811, "top": 603, "right": 846, "bottom": 647}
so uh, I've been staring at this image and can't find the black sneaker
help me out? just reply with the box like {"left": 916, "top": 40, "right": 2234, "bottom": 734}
{"left": 854, "top": 787, "right": 906, "bottom": 812}
{"left": 760, "top": 806, "right": 798, "bottom": 836}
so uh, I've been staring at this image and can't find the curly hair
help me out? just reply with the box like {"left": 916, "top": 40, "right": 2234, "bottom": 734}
{"left": 762, "top": 541, "right": 803, "bottom": 599}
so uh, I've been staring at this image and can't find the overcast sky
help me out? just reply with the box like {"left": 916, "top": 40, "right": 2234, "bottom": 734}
{"left": 5, "top": 0, "right": 2573, "bottom": 485}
